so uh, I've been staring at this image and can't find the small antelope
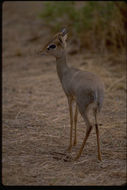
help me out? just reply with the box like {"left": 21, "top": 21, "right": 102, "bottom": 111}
{"left": 41, "top": 29, "right": 104, "bottom": 161}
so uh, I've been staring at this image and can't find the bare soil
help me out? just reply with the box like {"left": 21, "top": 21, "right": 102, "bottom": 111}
{"left": 2, "top": 2, "right": 126, "bottom": 186}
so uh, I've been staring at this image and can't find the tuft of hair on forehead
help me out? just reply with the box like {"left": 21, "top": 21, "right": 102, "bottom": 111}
{"left": 43, "top": 33, "right": 60, "bottom": 49}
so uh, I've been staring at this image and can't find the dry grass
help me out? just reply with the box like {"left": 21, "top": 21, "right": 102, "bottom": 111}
{"left": 2, "top": 2, "right": 126, "bottom": 186}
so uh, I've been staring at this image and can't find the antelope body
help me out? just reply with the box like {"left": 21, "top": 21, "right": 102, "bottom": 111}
{"left": 41, "top": 29, "right": 104, "bottom": 161}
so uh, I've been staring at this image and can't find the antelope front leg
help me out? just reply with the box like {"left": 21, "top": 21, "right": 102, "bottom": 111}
{"left": 73, "top": 104, "right": 78, "bottom": 146}
{"left": 67, "top": 97, "right": 73, "bottom": 152}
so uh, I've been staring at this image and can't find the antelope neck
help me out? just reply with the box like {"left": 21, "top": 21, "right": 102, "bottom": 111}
{"left": 56, "top": 52, "right": 69, "bottom": 82}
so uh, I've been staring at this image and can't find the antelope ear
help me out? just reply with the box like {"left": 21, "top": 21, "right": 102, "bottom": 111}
{"left": 58, "top": 28, "right": 68, "bottom": 47}
{"left": 61, "top": 28, "right": 68, "bottom": 41}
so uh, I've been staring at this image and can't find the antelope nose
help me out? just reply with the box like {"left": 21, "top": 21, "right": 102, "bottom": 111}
{"left": 39, "top": 49, "right": 45, "bottom": 55}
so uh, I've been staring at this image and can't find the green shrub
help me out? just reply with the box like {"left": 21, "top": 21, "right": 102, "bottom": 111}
{"left": 39, "top": 1, "right": 126, "bottom": 53}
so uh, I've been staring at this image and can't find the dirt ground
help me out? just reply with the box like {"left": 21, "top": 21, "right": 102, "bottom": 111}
{"left": 2, "top": 2, "right": 126, "bottom": 186}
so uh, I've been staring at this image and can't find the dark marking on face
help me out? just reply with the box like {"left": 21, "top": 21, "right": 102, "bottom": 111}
{"left": 47, "top": 44, "right": 56, "bottom": 50}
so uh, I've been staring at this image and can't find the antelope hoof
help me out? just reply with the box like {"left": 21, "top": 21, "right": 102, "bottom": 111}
{"left": 63, "top": 154, "right": 73, "bottom": 162}
{"left": 73, "top": 155, "right": 80, "bottom": 161}
{"left": 73, "top": 140, "right": 77, "bottom": 146}
{"left": 98, "top": 156, "right": 102, "bottom": 161}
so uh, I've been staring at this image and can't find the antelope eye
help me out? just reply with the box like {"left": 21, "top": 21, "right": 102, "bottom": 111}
{"left": 47, "top": 44, "right": 56, "bottom": 50}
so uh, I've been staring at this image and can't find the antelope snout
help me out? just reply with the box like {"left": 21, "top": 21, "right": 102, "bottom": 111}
{"left": 39, "top": 49, "right": 47, "bottom": 56}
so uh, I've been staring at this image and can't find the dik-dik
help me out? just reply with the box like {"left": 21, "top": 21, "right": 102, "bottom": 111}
{"left": 41, "top": 29, "right": 104, "bottom": 161}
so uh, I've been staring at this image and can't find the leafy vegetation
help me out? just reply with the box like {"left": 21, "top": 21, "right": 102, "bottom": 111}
{"left": 39, "top": 1, "right": 126, "bottom": 54}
